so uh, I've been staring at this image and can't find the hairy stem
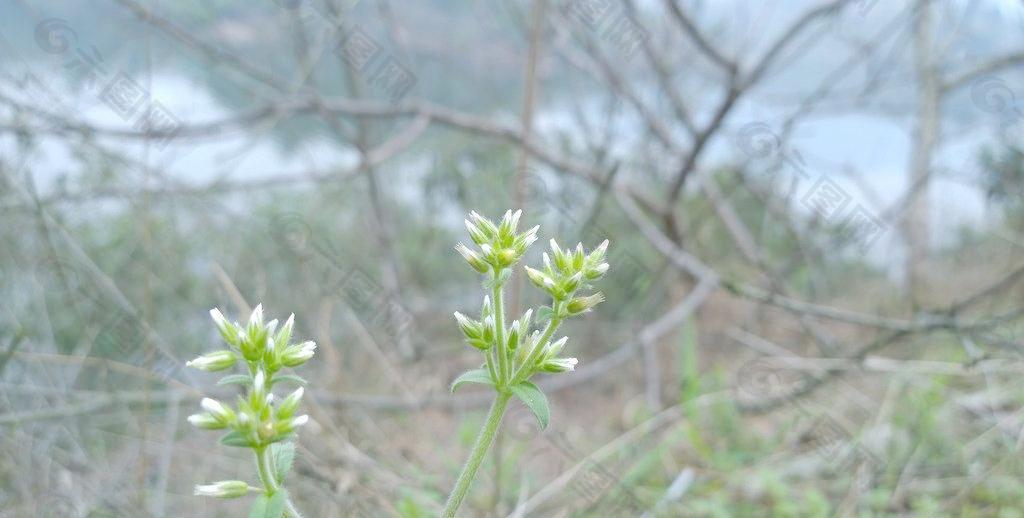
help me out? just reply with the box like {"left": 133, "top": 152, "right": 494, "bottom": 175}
{"left": 256, "top": 446, "right": 302, "bottom": 517}
{"left": 514, "top": 301, "right": 562, "bottom": 382}
{"left": 256, "top": 446, "right": 279, "bottom": 493}
{"left": 442, "top": 391, "right": 512, "bottom": 517}
{"left": 492, "top": 278, "right": 508, "bottom": 385}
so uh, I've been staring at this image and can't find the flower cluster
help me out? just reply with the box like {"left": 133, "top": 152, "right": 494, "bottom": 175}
{"left": 451, "top": 209, "right": 609, "bottom": 393}
{"left": 186, "top": 304, "right": 313, "bottom": 514}
{"left": 187, "top": 305, "right": 313, "bottom": 446}
{"left": 455, "top": 209, "right": 539, "bottom": 273}
{"left": 525, "top": 239, "right": 608, "bottom": 313}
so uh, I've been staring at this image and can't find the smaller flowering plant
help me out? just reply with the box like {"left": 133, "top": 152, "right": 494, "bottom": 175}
{"left": 443, "top": 210, "right": 609, "bottom": 517}
{"left": 186, "top": 304, "right": 313, "bottom": 517}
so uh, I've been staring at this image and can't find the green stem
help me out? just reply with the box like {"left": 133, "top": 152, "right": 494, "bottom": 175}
{"left": 256, "top": 446, "right": 279, "bottom": 493}
{"left": 252, "top": 446, "right": 274, "bottom": 491}
{"left": 484, "top": 347, "right": 498, "bottom": 383}
{"left": 492, "top": 276, "right": 508, "bottom": 385}
{"left": 442, "top": 391, "right": 512, "bottom": 517}
{"left": 514, "top": 303, "right": 562, "bottom": 383}
{"left": 255, "top": 446, "right": 303, "bottom": 517}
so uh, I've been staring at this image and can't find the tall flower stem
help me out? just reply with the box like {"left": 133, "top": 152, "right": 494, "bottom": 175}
{"left": 442, "top": 391, "right": 512, "bottom": 518}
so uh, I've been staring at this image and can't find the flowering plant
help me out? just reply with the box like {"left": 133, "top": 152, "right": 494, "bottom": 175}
{"left": 443, "top": 210, "right": 609, "bottom": 517}
{"left": 186, "top": 304, "right": 315, "bottom": 517}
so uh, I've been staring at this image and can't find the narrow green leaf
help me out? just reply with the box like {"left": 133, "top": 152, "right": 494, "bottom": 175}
{"left": 272, "top": 442, "right": 296, "bottom": 483}
{"left": 535, "top": 305, "right": 554, "bottom": 323}
{"left": 511, "top": 381, "right": 549, "bottom": 429}
{"left": 219, "top": 430, "right": 251, "bottom": 448}
{"left": 249, "top": 495, "right": 268, "bottom": 518}
{"left": 248, "top": 491, "right": 286, "bottom": 518}
{"left": 450, "top": 368, "right": 494, "bottom": 393}
{"left": 271, "top": 374, "right": 308, "bottom": 386}
{"left": 483, "top": 268, "right": 512, "bottom": 289}
{"left": 217, "top": 374, "right": 251, "bottom": 387}
{"left": 496, "top": 268, "right": 512, "bottom": 285}
{"left": 267, "top": 491, "right": 286, "bottom": 518}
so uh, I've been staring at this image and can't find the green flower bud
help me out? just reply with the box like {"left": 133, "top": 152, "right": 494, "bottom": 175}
{"left": 238, "top": 310, "right": 265, "bottom": 361}
{"left": 566, "top": 292, "right": 605, "bottom": 316}
{"left": 251, "top": 371, "right": 267, "bottom": 406}
{"left": 550, "top": 239, "right": 570, "bottom": 273}
{"left": 585, "top": 262, "right": 609, "bottom": 280}
{"left": 540, "top": 357, "right": 578, "bottom": 373}
{"left": 194, "top": 480, "right": 252, "bottom": 498}
{"left": 507, "top": 325, "right": 519, "bottom": 350}
{"left": 201, "top": 397, "right": 235, "bottom": 423}
{"left": 454, "top": 311, "right": 483, "bottom": 339}
{"left": 513, "top": 225, "right": 540, "bottom": 254}
{"left": 281, "top": 341, "right": 317, "bottom": 367}
{"left": 236, "top": 411, "right": 254, "bottom": 433}
{"left": 572, "top": 243, "right": 585, "bottom": 271}
{"left": 481, "top": 296, "right": 493, "bottom": 320}
{"left": 247, "top": 304, "right": 264, "bottom": 337}
{"left": 469, "top": 210, "right": 499, "bottom": 237}
{"left": 274, "top": 414, "right": 309, "bottom": 436}
{"left": 498, "top": 209, "right": 522, "bottom": 240}
{"left": 264, "top": 338, "right": 282, "bottom": 371}
{"left": 518, "top": 309, "right": 533, "bottom": 337}
{"left": 187, "top": 412, "right": 226, "bottom": 430}
{"left": 562, "top": 272, "right": 583, "bottom": 294}
{"left": 186, "top": 350, "right": 237, "bottom": 372}
{"left": 496, "top": 247, "right": 518, "bottom": 267}
{"left": 525, "top": 266, "right": 554, "bottom": 292}
{"left": 275, "top": 313, "right": 295, "bottom": 349}
{"left": 465, "top": 218, "right": 490, "bottom": 245}
{"left": 209, "top": 308, "right": 238, "bottom": 346}
{"left": 467, "top": 338, "right": 490, "bottom": 350}
{"left": 481, "top": 315, "right": 495, "bottom": 343}
{"left": 277, "top": 387, "right": 304, "bottom": 419}
{"left": 543, "top": 336, "right": 568, "bottom": 360}
{"left": 588, "top": 239, "right": 609, "bottom": 263}
{"left": 455, "top": 243, "right": 490, "bottom": 273}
